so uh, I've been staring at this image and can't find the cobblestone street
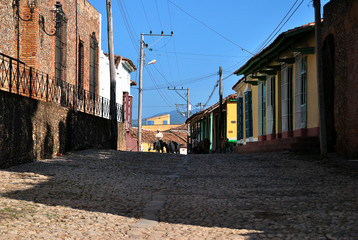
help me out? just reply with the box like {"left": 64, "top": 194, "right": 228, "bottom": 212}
{"left": 0, "top": 150, "right": 357, "bottom": 239}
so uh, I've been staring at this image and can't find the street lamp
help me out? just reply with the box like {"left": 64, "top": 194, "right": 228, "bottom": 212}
{"left": 38, "top": 1, "right": 66, "bottom": 36}
{"left": 12, "top": 0, "right": 37, "bottom": 22}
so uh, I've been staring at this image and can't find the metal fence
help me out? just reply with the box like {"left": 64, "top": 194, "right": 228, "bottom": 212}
{"left": 0, "top": 52, "right": 123, "bottom": 122}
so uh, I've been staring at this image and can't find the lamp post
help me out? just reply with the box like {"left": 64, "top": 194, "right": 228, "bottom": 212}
{"left": 38, "top": 1, "right": 66, "bottom": 37}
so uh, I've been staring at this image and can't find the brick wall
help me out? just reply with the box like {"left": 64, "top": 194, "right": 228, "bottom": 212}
{"left": 0, "top": 0, "right": 101, "bottom": 92}
{"left": 322, "top": 0, "right": 358, "bottom": 157}
{"left": 0, "top": 91, "right": 125, "bottom": 168}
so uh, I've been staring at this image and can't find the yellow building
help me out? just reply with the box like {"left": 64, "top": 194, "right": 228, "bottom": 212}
{"left": 146, "top": 114, "right": 170, "bottom": 125}
{"left": 232, "top": 23, "right": 319, "bottom": 153}
{"left": 142, "top": 114, "right": 182, "bottom": 131}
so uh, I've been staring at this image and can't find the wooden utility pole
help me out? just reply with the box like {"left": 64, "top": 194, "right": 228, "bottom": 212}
{"left": 187, "top": 88, "right": 190, "bottom": 149}
{"left": 168, "top": 87, "right": 190, "bottom": 149}
{"left": 106, "top": 0, "right": 118, "bottom": 150}
{"left": 218, "top": 66, "right": 223, "bottom": 153}
{"left": 314, "top": 0, "right": 327, "bottom": 155}
{"left": 137, "top": 33, "right": 144, "bottom": 152}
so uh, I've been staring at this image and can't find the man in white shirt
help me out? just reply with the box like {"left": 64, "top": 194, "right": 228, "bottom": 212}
{"left": 155, "top": 129, "right": 164, "bottom": 152}
{"left": 156, "top": 129, "right": 163, "bottom": 140}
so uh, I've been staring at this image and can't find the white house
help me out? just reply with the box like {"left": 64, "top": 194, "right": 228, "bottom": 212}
{"left": 99, "top": 50, "right": 137, "bottom": 125}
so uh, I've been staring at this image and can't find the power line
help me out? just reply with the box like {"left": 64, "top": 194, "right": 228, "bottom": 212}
{"left": 151, "top": 49, "right": 245, "bottom": 58}
{"left": 256, "top": 0, "right": 305, "bottom": 54}
{"left": 168, "top": 0, "right": 254, "bottom": 55}
{"left": 167, "top": 0, "right": 183, "bottom": 85}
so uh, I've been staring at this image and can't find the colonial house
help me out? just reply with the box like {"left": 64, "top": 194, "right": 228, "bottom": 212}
{"left": 232, "top": 23, "right": 320, "bottom": 153}
{"left": 99, "top": 51, "right": 137, "bottom": 126}
{"left": 0, "top": 0, "right": 102, "bottom": 116}
{"left": 186, "top": 94, "right": 237, "bottom": 153}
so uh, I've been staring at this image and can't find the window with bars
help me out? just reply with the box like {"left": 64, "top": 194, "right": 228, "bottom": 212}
{"left": 295, "top": 54, "right": 307, "bottom": 129}
{"left": 55, "top": 17, "right": 67, "bottom": 86}
{"left": 281, "top": 64, "right": 293, "bottom": 132}
{"left": 258, "top": 81, "right": 267, "bottom": 136}
{"left": 90, "top": 33, "right": 99, "bottom": 98}
{"left": 78, "top": 41, "right": 84, "bottom": 99}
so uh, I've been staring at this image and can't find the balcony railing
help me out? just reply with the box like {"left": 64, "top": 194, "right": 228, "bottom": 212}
{"left": 0, "top": 52, "right": 123, "bottom": 122}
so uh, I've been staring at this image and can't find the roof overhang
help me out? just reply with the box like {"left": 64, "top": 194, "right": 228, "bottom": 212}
{"left": 234, "top": 23, "right": 315, "bottom": 77}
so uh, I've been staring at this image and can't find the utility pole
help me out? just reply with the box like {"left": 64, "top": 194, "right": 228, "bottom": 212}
{"left": 138, "top": 33, "right": 144, "bottom": 152}
{"left": 106, "top": 0, "right": 118, "bottom": 150}
{"left": 187, "top": 88, "right": 190, "bottom": 149}
{"left": 314, "top": 0, "right": 327, "bottom": 155}
{"left": 169, "top": 87, "right": 190, "bottom": 149}
{"left": 218, "top": 66, "right": 223, "bottom": 153}
{"left": 138, "top": 31, "right": 173, "bottom": 152}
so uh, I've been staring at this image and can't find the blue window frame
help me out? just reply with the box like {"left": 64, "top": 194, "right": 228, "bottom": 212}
{"left": 148, "top": 121, "right": 154, "bottom": 125}
{"left": 245, "top": 91, "right": 253, "bottom": 138}
{"left": 237, "top": 97, "right": 244, "bottom": 140}
{"left": 163, "top": 120, "right": 168, "bottom": 125}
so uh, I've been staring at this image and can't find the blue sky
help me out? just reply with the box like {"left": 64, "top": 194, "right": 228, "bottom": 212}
{"left": 88, "top": 0, "right": 321, "bottom": 120}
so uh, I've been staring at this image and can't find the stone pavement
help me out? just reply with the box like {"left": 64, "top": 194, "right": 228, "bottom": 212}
{"left": 0, "top": 150, "right": 357, "bottom": 239}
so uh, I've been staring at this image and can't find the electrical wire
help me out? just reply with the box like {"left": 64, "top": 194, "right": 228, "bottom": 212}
{"left": 167, "top": 0, "right": 254, "bottom": 56}
{"left": 256, "top": 0, "right": 305, "bottom": 54}
{"left": 167, "top": 0, "right": 183, "bottom": 85}
{"left": 117, "top": 0, "right": 139, "bottom": 54}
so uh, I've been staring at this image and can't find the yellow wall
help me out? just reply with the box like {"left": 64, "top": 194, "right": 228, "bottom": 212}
{"left": 251, "top": 84, "right": 259, "bottom": 140}
{"left": 142, "top": 124, "right": 182, "bottom": 132}
{"left": 226, "top": 100, "right": 237, "bottom": 141}
{"left": 146, "top": 114, "right": 170, "bottom": 125}
{"left": 142, "top": 142, "right": 152, "bottom": 152}
{"left": 306, "top": 36, "right": 319, "bottom": 129}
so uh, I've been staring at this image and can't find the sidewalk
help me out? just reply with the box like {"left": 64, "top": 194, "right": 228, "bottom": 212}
{"left": 0, "top": 150, "right": 357, "bottom": 239}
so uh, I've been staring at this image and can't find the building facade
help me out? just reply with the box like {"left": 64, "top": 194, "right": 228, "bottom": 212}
{"left": 232, "top": 23, "right": 320, "bottom": 153}
{"left": 0, "top": 0, "right": 101, "bottom": 93}
{"left": 187, "top": 94, "right": 237, "bottom": 153}
{"left": 142, "top": 114, "right": 182, "bottom": 132}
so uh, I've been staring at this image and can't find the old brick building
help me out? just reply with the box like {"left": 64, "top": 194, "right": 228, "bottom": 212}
{"left": 321, "top": 0, "right": 358, "bottom": 157}
{"left": 0, "top": 0, "right": 101, "bottom": 93}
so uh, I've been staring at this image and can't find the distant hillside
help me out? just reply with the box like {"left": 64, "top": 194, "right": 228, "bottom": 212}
{"left": 132, "top": 109, "right": 198, "bottom": 127}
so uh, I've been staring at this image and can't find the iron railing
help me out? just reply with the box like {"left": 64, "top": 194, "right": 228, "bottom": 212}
{"left": 0, "top": 52, "right": 123, "bottom": 122}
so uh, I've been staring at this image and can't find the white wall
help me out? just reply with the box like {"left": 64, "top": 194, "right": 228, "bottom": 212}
{"left": 99, "top": 50, "right": 133, "bottom": 105}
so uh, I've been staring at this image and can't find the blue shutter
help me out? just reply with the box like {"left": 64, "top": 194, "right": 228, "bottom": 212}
{"left": 237, "top": 97, "right": 243, "bottom": 140}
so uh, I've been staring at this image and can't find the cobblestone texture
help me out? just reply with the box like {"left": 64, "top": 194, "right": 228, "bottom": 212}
{"left": 0, "top": 150, "right": 357, "bottom": 239}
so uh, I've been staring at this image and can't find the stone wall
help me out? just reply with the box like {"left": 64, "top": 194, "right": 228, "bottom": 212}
{"left": 0, "top": 91, "right": 125, "bottom": 168}
{"left": 322, "top": 0, "right": 358, "bottom": 157}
